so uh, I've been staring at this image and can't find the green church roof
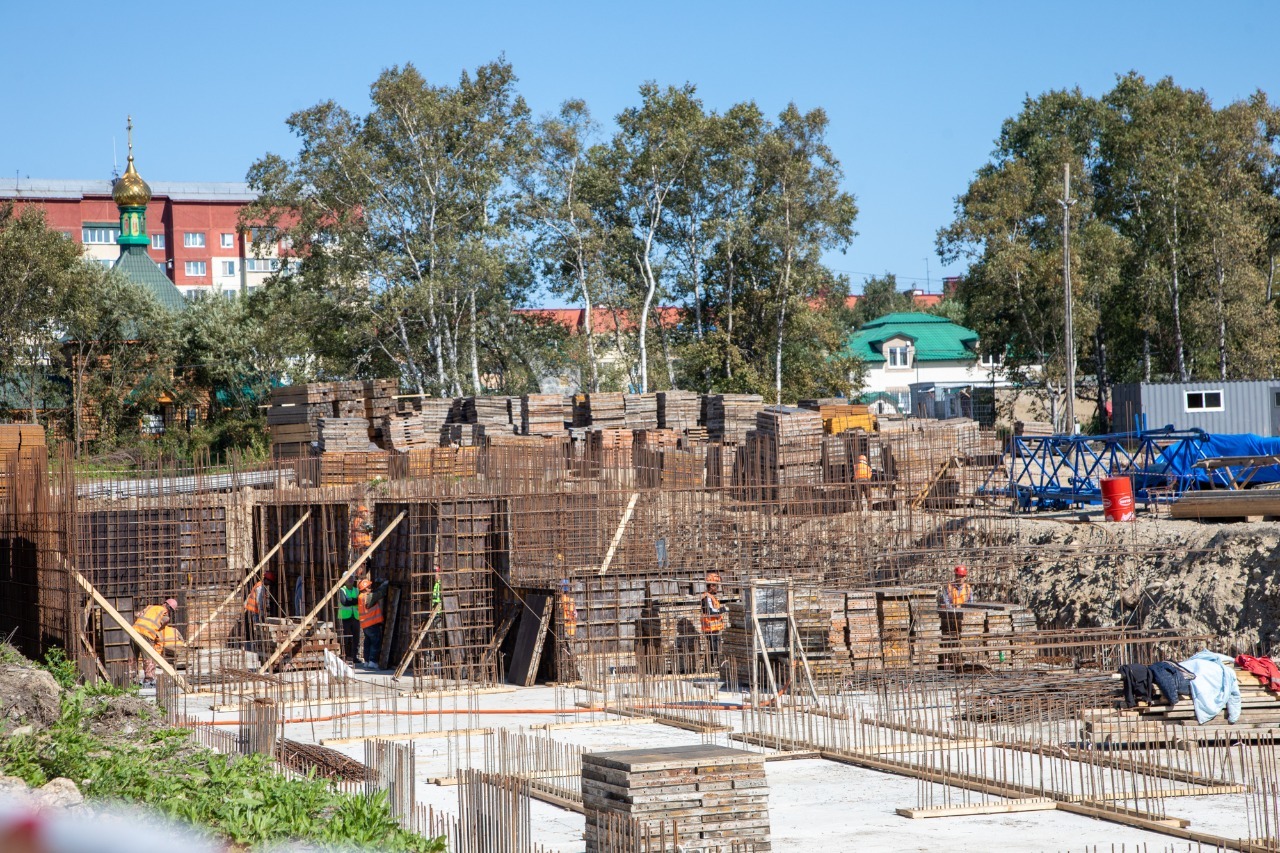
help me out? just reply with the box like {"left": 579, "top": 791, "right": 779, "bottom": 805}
{"left": 112, "top": 244, "right": 186, "bottom": 312}
{"left": 846, "top": 313, "right": 978, "bottom": 364}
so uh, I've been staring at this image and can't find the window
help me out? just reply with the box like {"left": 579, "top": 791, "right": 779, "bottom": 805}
{"left": 221, "top": 261, "right": 236, "bottom": 276}
{"left": 1185, "top": 390, "right": 1224, "bottom": 412}
{"left": 183, "top": 232, "right": 206, "bottom": 248}
{"left": 95, "top": 258, "right": 115, "bottom": 269}
{"left": 150, "top": 233, "right": 165, "bottom": 249}
{"left": 184, "top": 261, "right": 207, "bottom": 277}
{"left": 245, "top": 258, "right": 280, "bottom": 273}
{"left": 1274, "top": 391, "right": 1280, "bottom": 408}
{"left": 886, "top": 345, "right": 911, "bottom": 368}
{"left": 249, "top": 227, "right": 274, "bottom": 242}
{"left": 82, "top": 226, "right": 119, "bottom": 244}
{"left": 980, "top": 351, "right": 1003, "bottom": 367}
{"left": 220, "top": 233, "right": 235, "bottom": 248}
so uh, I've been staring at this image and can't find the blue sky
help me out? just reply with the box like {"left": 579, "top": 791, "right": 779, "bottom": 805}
{"left": 3, "top": 1, "right": 1274, "bottom": 301}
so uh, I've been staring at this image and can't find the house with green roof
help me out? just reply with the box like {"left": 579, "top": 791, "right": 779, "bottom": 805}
{"left": 845, "top": 313, "right": 1010, "bottom": 414}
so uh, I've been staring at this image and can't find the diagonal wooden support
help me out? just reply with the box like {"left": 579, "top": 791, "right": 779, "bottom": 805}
{"left": 70, "top": 567, "right": 190, "bottom": 692}
{"left": 187, "top": 510, "right": 311, "bottom": 645}
{"left": 392, "top": 603, "right": 442, "bottom": 681}
{"left": 257, "top": 511, "right": 406, "bottom": 674}
{"left": 597, "top": 493, "right": 638, "bottom": 576}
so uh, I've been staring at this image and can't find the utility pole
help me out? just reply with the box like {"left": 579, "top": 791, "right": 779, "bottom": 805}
{"left": 1059, "top": 162, "right": 1076, "bottom": 435}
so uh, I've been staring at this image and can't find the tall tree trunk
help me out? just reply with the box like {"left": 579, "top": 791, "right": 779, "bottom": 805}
{"left": 1213, "top": 240, "right": 1227, "bottom": 381}
{"left": 1168, "top": 203, "right": 1188, "bottom": 382}
{"left": 725, "top": 246, "right": 735, "bottom": 382}
{"left": 1268, "top": 252, "right": 1276, "bottom": 303}
{"left": 638, "top": 241, "right": 658, "bottom": 394}
{"left": 1093, "top": 307, "right": 1109, "bottom": 433}
{"left": 580, "top": 273, "right": 599, "bottom": 393}
{"left": 469, "top": 287, "right": 481, "bottom": 394}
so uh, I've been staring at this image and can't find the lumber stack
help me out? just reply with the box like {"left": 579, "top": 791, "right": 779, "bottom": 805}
{"left": 657, "top": 390, "right": 700, "bottom": 430}
{"left": 908, "top": 593, "right": 941, "bottom": 667}
{"left": 583, "top": 393, "right": 626, "bottom": 429}
{"left": 755, "top": 406, "right": 822, "bottom": 484}
{"left": 363, "top": 379, "right": 397, "bottom": 441}
{"left": 380, "top": 406, "right": 449, "bottom": 450}
{"left": 844, "top": 591, "right": 883, "bottom": 671}
{"left": 623, "top": 393, "right": 659, "bottom": 430}
{"left": 318, "top": 451, "right": 390, "bottom": 485}
{"left": 316, "top": 418, "right": 372, "bottom": 453}
{"left": 799, "top": 398, "right": 876, "bottom": 434}
{"left": 267, "top": 384, "right": 335, "bottom": 455}
{"left": 468, "top": 395, "right": 515, "bottom": 427}
{"left": 876, "top": 588, "right": 921, "bottom": 670}
{"left": 636, "top": 591, "right": 710, "bottom": 675}
{"left": 521, "top": 394, "right": 566, "bottom": 436}
{"left": 582, "top": 745, "right": 771, "bottom": 853}
{"left": 703, "top": 394, "right": 764, "bottom": 443}
{"left": 588, "top": 428, "right": 634, "bottom": 472}
{"left": 940, "top": 607, "right": 988, "bottom": 664}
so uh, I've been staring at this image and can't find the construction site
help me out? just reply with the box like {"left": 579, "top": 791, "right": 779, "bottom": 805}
{"left": 4, "top": 386, "right": 1280, "bottom": 853}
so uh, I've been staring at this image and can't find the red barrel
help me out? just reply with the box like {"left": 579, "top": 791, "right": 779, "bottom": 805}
{"left": 1100, "top": 476, "right": 1135, "bottom": 521}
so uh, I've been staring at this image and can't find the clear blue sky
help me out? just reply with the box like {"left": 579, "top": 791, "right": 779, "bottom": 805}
{"left": 3, "top": 1, "right": 1274, "bottom": 299}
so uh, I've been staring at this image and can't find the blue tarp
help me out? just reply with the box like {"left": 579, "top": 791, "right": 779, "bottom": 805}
{"left": 1154, "top": 432, "right": 1280, "bottom": 487}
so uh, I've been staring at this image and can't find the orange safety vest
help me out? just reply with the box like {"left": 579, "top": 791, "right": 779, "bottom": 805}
{"left": 359, "top": 591, "right": 384, "bottom": 629}
{"left": 350, "top": 519, "right": 372, "bottom": 553}
{"left": 854, "top": 460, "right": 872, "bottom": 481}
{"left": 158, "top": 626, "right": 185, "bottom": 652}
{"left": 133, "top": 604, "right": 168, "bottom": 642}
{"left": 244, "top": 581, "right": 264, "bottom": 615}
{"left": 701, "top": 593, "right": 726, "bottom": 634}
{"left": 946, "top": 582, "right": 972, "bottom": 607}
{"left": 560, "top": 593, "right": 578, "bottom": 638}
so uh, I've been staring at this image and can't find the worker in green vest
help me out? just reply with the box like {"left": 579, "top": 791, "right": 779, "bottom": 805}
{"left": 338, "top": 576, "right": 362, "bottom": 664}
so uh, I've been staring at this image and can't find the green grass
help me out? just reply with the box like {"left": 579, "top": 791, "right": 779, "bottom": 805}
{"left": 0, "top": 681, "right": 443, "bottom": 852}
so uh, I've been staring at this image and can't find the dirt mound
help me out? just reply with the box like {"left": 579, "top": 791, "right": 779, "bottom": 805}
{"left": 88, "top": 694, "right": 157, "bottom": 738}
{"left": 997, "top": 517, "right": 1280, "bottom": 652}
{"left": 0, "top": 662, "right": 61, "bottom": 734}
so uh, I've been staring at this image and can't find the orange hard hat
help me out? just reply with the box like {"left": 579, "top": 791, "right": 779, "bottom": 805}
{"left": 706, "top": 572, "right": 722, "bottom": 584}
{"left": 858, "top": 454, "right": 868, "bottom": 461}
{"left": 954, "top": 565, "right": 968, "bottom": 578}
{"left": 358, "top": 579, "right": 372, "bottom": 591}
{"left": 356, "top": 505, "right": 368, "bottom": 513}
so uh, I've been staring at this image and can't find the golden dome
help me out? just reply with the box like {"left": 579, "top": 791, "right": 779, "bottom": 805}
{"left": 113, "top": 156, "right": 152, "bottom": 208}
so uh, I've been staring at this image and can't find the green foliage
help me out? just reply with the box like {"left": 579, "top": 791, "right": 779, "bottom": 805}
{"left": 40, "top": 647, "right": 79, "bottom": 690}
{"left": 850, "top": 274, "right": 923, "bottom": 328}
{"left": 0, "top": 682, "right": 442, "bottom": 852}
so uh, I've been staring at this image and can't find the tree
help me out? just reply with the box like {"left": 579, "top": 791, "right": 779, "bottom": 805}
{"left": 521, "top": 100, "right": 610, "bottom": 392}
{"left": 0, "top": 204, "right": 84, "bottom": 424}
{"left": 753, "top": 104, "right": 859, "bottom": 403}
{"left": 244, "top": 60, "right": 536, "bottom": 396}
{"left": 849, "top": 273, "right": 920, "bottom": 328}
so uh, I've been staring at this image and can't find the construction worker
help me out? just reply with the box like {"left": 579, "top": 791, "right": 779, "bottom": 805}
{"left": 158, "top": 625, "right": 186, "bottom": 656}
{"left": 131, "top": 598, "right": 177, "bottom": 686}
{"left": 854, "top": 454, "right": 873, "bottom": 504}
{"left": 349, "top": 505, "right": 373, "bottom": 576}
{"left": 701, "top": 572, "right": 728, "bottom": 662}
{"left": 244, "top": 570, "right": 275, "bottom": 651}
{"left": 940, "top": 565, "right": 975, "bottom": 609}
{"left": 559, "top": 579, "right": 578, "bottom": 639}
{"left": 358, "top": 577, "right": 390, "bottom": 670}
{"left": 337, "top": 575, "right": 362, "bottom": 665}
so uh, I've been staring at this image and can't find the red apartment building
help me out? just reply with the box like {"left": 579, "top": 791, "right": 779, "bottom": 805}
{"left": 0, "top": 178, "right": 282, "bottom": 298}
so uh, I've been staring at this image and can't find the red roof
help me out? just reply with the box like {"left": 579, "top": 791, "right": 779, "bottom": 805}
{"left": 844, "top": 292, "right": 942, "bottom": 310}
{"left": 516, "top": 306, "right": 682, "bottom": 333}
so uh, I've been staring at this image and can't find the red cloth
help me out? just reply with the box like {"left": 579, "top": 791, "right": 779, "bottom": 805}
{"left": 1236, "top": 654, "right": 1280, "bottom": 691}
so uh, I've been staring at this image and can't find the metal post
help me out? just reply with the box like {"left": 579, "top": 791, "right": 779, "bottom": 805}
{"left": 1060, "top": 162, "right": 1077, "bottom": 434}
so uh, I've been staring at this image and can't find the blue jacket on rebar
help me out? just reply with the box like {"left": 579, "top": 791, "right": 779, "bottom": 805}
{"left": 1179, "top": 650, "right": 1241, "bottom": 724}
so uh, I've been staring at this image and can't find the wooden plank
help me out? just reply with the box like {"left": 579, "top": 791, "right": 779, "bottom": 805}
{"left": 258, "top": 511, "right": 406, "bottom": 674}
{"left": 597, "top": 493, "right": 638, "bottom": 576}
{"left": 391, "top": 603, "right": 441, "bottom": 681}
{"left": 69, "top": 567, "right": 189, "bottom": 691}
{"left": 896, "top": 798, "right": 1057, "bottom": 819}
{"left": 480, "top": 604, "right": 518, "bottom": 671}
{"left": 187, "top": 511, "right": 311, "bottom": 645}
{"left": 506, "top": 594, "right": 551, "bottom": 687}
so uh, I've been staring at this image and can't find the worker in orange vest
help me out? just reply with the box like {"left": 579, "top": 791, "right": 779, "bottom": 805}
{"left": 358, "top": 577, "right": 390, "bottom": 670}
{"left": 350, "top": 505, "right": 373, "bottom": 576}
{"left": 244, "top": 570, "right": 275, "bottom": 651}
{"left": 940, "top": 565, "right": 975, "bottom": 609}
{"left": 701, "top": 572, "right": 728, "bottom": 663}
{"left": 854, "top": 454, "right": 873, "bottom": 504}
{"left": 131, "top": 598, "right": 177, "bottom": 687}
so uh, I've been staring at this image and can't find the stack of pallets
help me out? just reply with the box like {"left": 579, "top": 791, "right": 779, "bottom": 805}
{"left": 940, "top": 607, "right": 988, "bottom": 665}
{"left": 267, "top": 384, "right": 335, "bottom": 456}
{"left": 521, "top": 394, "right": 565, "bottom": 435}
{"left": 582, "top": 745, "right": 771, "bottom": 853}
{"left": 876, "top": 589, "right": 915, "bottom": 669}
{"left": 755, "top": 407, "right": 823, "bottom": 486}
{"left": 702, "top": 394, "right": 764, "bottom": 443}
{"left": 588, "top": 428, "right": 633, "bottom": 471}
{"left": 657, "top": 390, "right": 699, "bottom": 430}
{"left": 469, "top": 396, "right": 514, "bottom": 427}
{"left": 798, "top": 399, "right": 876, "bottom": 434}
{"left": 623, "top": 393, "right": 658, "bottom": 430}
{"left": 583, "top": 393, "right": 626, "bottom": 429}
{"left": 380, "top": 413, "right": 437, "bottom": 450}
{"left": 845, "top": 591, "right": 882, "bottom": 672}
{"left": 363, "top": 379, "right": 397, "bottom": 443}
{"left": 317, "top": 418, "right": 372, "bottom": 452}
{"left": 908, "top": 593, "right": 941, "bottom": 668}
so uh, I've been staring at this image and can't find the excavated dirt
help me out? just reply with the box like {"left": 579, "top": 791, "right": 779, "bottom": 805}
{"left": 0, "top": 661, "right": 61, "bottom": 735}
{"left": 993, "top": 516, "right": 1280, "bottom": 651}
{"left": 87, "top": 694, "right": 157, "bottom": 739}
